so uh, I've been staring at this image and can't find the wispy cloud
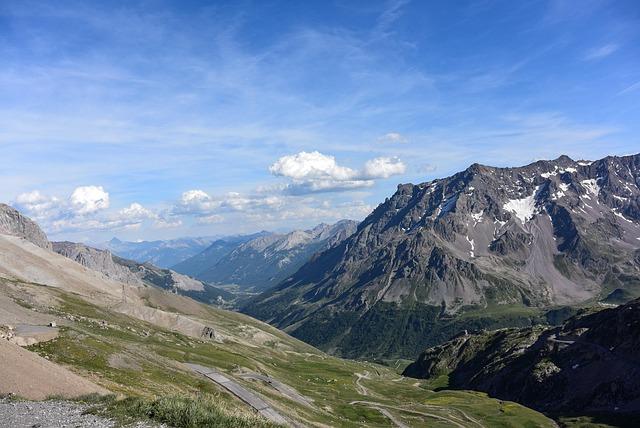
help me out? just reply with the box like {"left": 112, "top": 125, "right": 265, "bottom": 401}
{"left": 584, "top": 43, "right": 619, "bottom": 61}
{"left": 619, "top": 80, "right": 640, "bottom": 95}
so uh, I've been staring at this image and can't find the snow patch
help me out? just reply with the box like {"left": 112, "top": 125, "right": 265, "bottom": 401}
{"left": 466, "top": 235, "right": 475, "bottom": 258}
{"left": 503, "top": 186, "right": 540, "bottom": 223}
{"left": 581, "top": 179, "right": 600, "bottom": 197}
{"left": 613, "top": 210, "right": 633, "bottom": 223}
{"left": 471, "top": 210, "right": 484, "bottom": 226}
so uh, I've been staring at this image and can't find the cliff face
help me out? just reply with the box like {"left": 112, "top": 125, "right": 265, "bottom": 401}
{"left": 0, "top": 204, "right": 52, "bottom": 250}
{"left": 52, "top": 241, "right": 143, "bottom": 286}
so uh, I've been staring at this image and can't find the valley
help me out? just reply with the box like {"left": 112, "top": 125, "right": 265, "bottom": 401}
{"left": 0, "top": 203, "right": 555, "bottom": 427}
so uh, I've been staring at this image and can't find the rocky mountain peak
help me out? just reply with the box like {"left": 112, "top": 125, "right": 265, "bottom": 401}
{"left": 245, "top": 153, "right": 640, "bottom": 358}
{"left": 0, "top": 203, "right": 52, "bottom": 250}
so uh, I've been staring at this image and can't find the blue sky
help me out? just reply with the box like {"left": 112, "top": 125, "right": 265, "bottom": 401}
{"left": 1, "top": 0, "right": 638, "bottom": 242}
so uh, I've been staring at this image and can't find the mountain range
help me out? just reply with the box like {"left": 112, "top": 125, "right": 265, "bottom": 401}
{"left": 244, "top": 154, "right": 640, "bottom": 359}
{"left": 98, "top": 236, "right": 215, "bottom": 268}
{"left": 0, "top": 197, "right": 556, "bottom": 427}
{"left": 171, "top": 231, "right": 271, "bottom": 279}
{"left": 174, "top": 221, "right": 358, "bottom": 292}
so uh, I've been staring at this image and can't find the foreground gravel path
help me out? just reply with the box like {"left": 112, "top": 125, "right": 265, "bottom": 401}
{"left": 0, "top": 398, "right": 165, "bottom": 428}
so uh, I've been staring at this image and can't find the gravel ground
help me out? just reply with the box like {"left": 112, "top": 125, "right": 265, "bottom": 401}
{"left": 0, "top": 397, "right": 166, "bottom": 428}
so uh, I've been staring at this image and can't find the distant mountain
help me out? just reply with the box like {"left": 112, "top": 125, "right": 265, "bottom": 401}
{"left": 53, "top": 241, "right": 232, "bottom": 303}
{"left": 244, "top": 154, "right": 640, "bottom": 359}
{"left": 183, "top": 221, "right": 358, "bottom": 292}
{"left": 171, "top": 232, "right": 271, "bottom": 278}
{"left": 403, "top": 298, "right": 640, "bottom": 422}
{"left": 98, "top": 236, "right": 215, "bottom": 268}
{"left": 0, "top": 203, "right": 51, "bottom": 250}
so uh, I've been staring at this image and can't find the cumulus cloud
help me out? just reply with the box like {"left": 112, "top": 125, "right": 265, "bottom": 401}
{"left": 362, "top": 157, "right": 406, "bottom": 178}
{"left": 176, "top": 189, "right": 220, "bottom": 214}
{"left": 13, "top": 186, "right": 164, "bottom": 234}
{"left": 119, "top": 202, "right": 157, "bottom": 221}
{"left": 70, "top": 185, "right": 110, "bottom": 214}
{"left": 269, "top": 151, "right": 356, "bottom": 181}
{"left": 174, "top": 189, "right": 284, "bottom": 223}
{"left": 377, "top": 132, "right": 407, "bottom": 144}
{"left": 14, "top": 190, "right": 62, "bottom": 220}
{"left": 269, "top": 151, "right": 406, "bottom": 194}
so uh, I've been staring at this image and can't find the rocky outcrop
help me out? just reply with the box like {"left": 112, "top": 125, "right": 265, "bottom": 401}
{"left": 53, "top": 242, "right": 143, "bottom": 286}
{"left": 403, "top": 299, "right": 640, "bottom": 418}
{"left": 245, "top": 154, "right": 640, "bottom": 358}
{"left": 0, "top": 204, "right": 51, "bottom": 250}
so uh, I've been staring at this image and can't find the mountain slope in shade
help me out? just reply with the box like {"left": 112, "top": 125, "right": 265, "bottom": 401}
{"left": 171, "top": 232, "right": 271, "bottom": 278}
{"left": 244, "top": 154, "right": 640, "bottom": 358}
{"left": 403, "top": 298, "right": 640, "bottom": 421}
{"left": 99, "top": 236, "right": 214, "bottom": 268}
{"left": 0, "top": 203, "right": 51, "bottom": 250}
{"left": 194, "top": 220, "right": 358, "bottom": 291}
{"left": 53, "top": 241, "right": 232, "bottom": 303}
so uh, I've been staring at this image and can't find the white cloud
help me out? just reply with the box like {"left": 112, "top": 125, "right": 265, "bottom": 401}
{"left": 584, "top": 44, "right": 619, "bottom": 61}
{"left": 176, "top": 189, "right": 220, "bottom": 213}
{"left": 269, "top": 151, "right": 356, "bottom": 181}
{"left": 153, "top": 217, "right": 182, "bottom": 229}
{"left": 177, "top": 189, "right": 283, "bottom": 215}
{"left": 197, "top": 214, "right": 224, "bottom": 224}
{"left": 377, "top": 132, "right": 407, "bottom": 144}
{"left": 70, "top": 185, "right": 110, "bottom": 215}
{"left": 362, "top": 156, "right": 406, "bottom": 178}
{"left": 14, "top": 190, "right": 61, "bottom": 220}
{"left": 269, "top": 151, "right": 406, "bottom": 194}
{"left": 13, "top": 188, "right": 165, "bottom": 234}
{"left": 119, "top": 202, "right": 157, "bottom": 221}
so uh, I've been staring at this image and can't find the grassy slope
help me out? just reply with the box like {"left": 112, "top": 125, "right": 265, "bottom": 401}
{"left": 4, "top": 279, "right": 555, "bottom": 428}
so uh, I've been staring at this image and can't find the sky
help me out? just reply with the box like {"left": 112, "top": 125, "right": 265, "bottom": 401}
{"left": 1, "top": 0, "right": 639, "bottom": 242}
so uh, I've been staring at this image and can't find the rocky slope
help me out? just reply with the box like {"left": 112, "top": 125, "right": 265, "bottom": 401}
{"left": 0, "top": 203, "right": 52, "bottom": 250}
{"left": 99, "top": 236, "right": 214, "bottom": 268}
{"left": 53, "top": 241, "right": 232, "bottom": 303}
{"left": 182, "top": 221, "right": 358, "bottom": 291}
{"left": 403, "top": 298, "right": 640, "bottom": 420}
{"left": 245, "top": 154, "right": 640, "bottom": 358}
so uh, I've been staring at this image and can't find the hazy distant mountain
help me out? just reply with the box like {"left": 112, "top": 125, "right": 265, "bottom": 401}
{"left": 53, "top": 241, "right": 232, "bottom": 303}
{"left": 245, "top": 154, "right": 640, "bottom": 358}
{"left": 177, "top": 221, "right": 358, "bottom": 292}
{"left": 98, "top": 236, "right": 215, "bottom": 268}
{"left": 171, "top": 232, "right": 271, "bottom": 278}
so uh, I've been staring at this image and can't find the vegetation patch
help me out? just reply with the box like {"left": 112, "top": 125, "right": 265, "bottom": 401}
{"left": 82, "top": 394, "right": 281, "bottom": 428}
